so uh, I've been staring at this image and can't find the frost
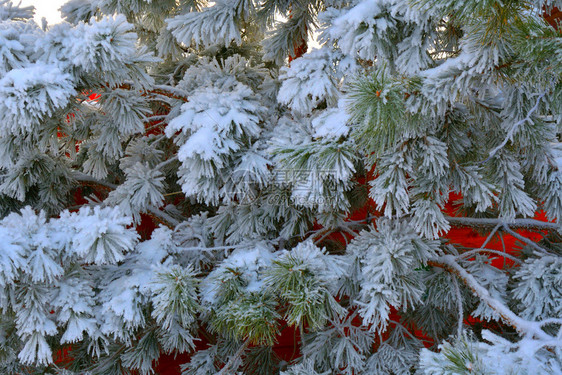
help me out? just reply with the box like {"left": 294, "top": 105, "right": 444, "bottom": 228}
{"left": 167, "top": 2, "right": 241, "bottom": 48}
{"left": 311, "top": 100, "right": 350, "bottom": 139}
{"left": 70, "top": 206, "right": 139, "bottom": 265}
{"left": 0, "top": 0, "right": 559, "bottom": 372}
{"left": 512, "top": 255, "right": 562, "bottom": 321}
{"left": 201, "top": 242, "right": 275, "bottom": 305}
{"left": 420, "top": 332, "right": 562, "bottom": 375}
{"left": 166, "top": 76, "right": 264, "bottom": 205}
{"left": 0, "top": 226, "right": 25, "bottom": 287}
{"left": 278, "top": 48, "right": 339, "bottom": 115}
{"left": 0, "top": 63, "right": 76, "bottom": 134}
{"left": 348, "top": 219, "right": 438, "bottom": 333}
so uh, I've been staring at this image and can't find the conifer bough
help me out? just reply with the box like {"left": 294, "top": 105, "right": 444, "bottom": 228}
{"left": 0, "top": 0, "right": 561, "bottom": 374}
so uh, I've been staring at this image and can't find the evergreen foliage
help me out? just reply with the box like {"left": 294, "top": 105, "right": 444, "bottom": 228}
{"left": 0, "top": 0, "right": 560, "bottom": 374}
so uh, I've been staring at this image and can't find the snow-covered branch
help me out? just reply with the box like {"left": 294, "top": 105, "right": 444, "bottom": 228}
{"left": 429, "top": 255, "right": 554, "bottom": 341}
{"left": 446, "top": 216, "right": 560, "bottom": 231}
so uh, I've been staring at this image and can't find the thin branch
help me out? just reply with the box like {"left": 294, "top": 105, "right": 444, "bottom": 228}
{"left": 453, "top": 277, "right": 464, "bottom": 337}
{"left": 339, "top": 225, "right": 358, "bottom": 239}
{"left": 176, "top": 245, "right": 239, "bottom": 252}
{"left": 388, "top": 319, "right": 434, "bottom": 344}
{"left": 501, "top": 224, "right": 549, "bottom": 254}
{"left": 120, "top": 81, "right": 189, "bottom": 102}
{"left": 217, "top": 339, "right": 250, "bottom": 375}
{"left": 148, "top": 134, "right": 168, "bottom": 145}
{"left": 153, "top": 84, "right": 190, "bottom": 100}
{"left": 347, "top": 214, "right": 559, "bottom": 232}
{"left": 499, "top": 231, "right": 507, "bottom": 268}
{"left": 312, "top": 227, "right": 331, "bottom": 242}
{"left": 147, "top": 92, "right": 176, "bottom": 104}
{"left": 145, "top": 121, "right": 168, "bottom": 132}
{"left": 73, "top": 171, "right": 181, "bottom": 227}
{"left": 446, "top": 216, "right": 560, "bottom": 231}
{"left": 458, "top": 248, "right": 521, "bottom": 264}
{"left": 72, "top": 171, "right": 118, "bottom": 190}
{"left": 314, "top": 229, "right": 335, "bottom": 245}
{"left": 429, "top": 255, "right": 552, "bottom": 341}
{"left": 147, "top": 206, "right": 180, "bottom": 227}
{"left": 480, "top": 223, "right": 501, "bottom": 249}
{"left": 144, "top": 114, "right": 168, "bottom": 122}
{"left": 163, "top": 191, "right": 183, "bottom": 197}
{"left": 156, "top": 155, "right": 178, "bottom": 169}
{"left": 537, "top": 318, "right": 562, "bottom": 327}
{"left": 484, "top": 91, "right": 546, "bottom": 162}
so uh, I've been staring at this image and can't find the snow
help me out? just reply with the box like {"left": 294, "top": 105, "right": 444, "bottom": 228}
{"left": 136, "top": 226, "right": 175, "bottom": 264}
{"left": 278, "top": 48, "right": 339, "bottom": 115}
{"left": 312, "top": 100, "right": 350, "bottom": 139}
{"left": 167, "top": 3, "right": 241, "bottom": 48}
{"left": 0, "top": 226, "right": 25, "bottom": 287}
{"left": 332, "top": 1, "right": 382, "bottom": 29}
{"left": 27, "top": 248, "right": 63, "bottom": 283}
{"left": 71, "top": 15, "right": 138, "bottom": 74}
{"left": 167, "top": 82, "right": 261, "bottom": 163}
{"left": 181, "top": 126, "right": 226, "bottom": 161}
{"left": 0, "top": 62, "right": 75, "bottom": 134}
{"left": 325, "top": 0, "right": 398, "bottom": 61}
{"left": 0, "top": 0, "right": 560, "bottom": 371}
{"left": 421, "top": 52, "right": 473, "bottom": 81}
{"left": 18, "top": 333, "right": 53, "bottom": 365}
{"left": 201, "top": 243, "right": 275, "bottom": 305}
{"left": 71, "top": 206, "right": 138, "bottom": 265}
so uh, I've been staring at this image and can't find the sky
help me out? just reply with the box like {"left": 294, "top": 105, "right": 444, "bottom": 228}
{"left": 17, "top": 0, "right": 323, "bottom": 50}
{"left": 20, "top": 0, "right": 67, "bottom": 25}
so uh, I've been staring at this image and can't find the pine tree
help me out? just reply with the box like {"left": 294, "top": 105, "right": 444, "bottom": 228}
{"left": 0, "top": 0, "right": 561, "bottom": 374}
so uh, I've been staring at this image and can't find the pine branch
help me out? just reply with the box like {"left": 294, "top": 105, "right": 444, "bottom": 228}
{"left": 152, "top": 84, "right": 190, "bottom": 101}
{"left": 501, "top": 224, "right": 549, "bottom": 254}
{"left": 347, "top": 215, "right": 559, "bottom": 232}
{"left": 73, "top": 171, "right": 181, "bottom": 227}
{"left": 445, "top": 216, "right": 560, "bottom": 231}
{"left": 216, "top": 339, "right": 250, "bottom": 375}
{"left": 155, "top": 155, "right": 179, "bottom": 169}
{"left": 428, "top": 255, "right": 553, "bottom": 341}
{"left": 452, "top": 277, "right": 463, "bottom": 337}
{"left": 73, "top": 171, "right": 118, "bottom": 190}
{"left": 458, "top": 248, "right": 521, "bottom": 264}
{"left": 483, "top": 91, "right": 547, "bottom": 163}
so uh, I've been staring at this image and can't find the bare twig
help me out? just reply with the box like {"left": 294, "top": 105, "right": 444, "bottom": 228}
{"left": 147, "top": 206, "right": 180, "bottom": 227}
{"left": 501, "top": 224, "right": 549, "bottom": 254}
{"left": 446, "top": 216, "right": 560, "bottom": 231}
{"left": 217, "top": 339, "right": 250, "bottom": 375}
{"left": 458, "top": 248, "right": 521, "bottom": 264}
{"left": 156, "top": 155, "right": 178, "bottom": 169}
{"left": 73, "top": 171, "right": 118, "bottom": 190}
